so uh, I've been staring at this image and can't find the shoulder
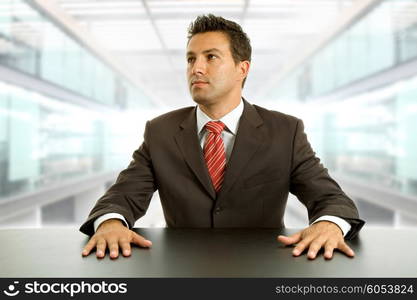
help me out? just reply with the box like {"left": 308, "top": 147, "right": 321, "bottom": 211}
{"left": 148, "top": 106, "right": 194, "bottom": 127}
{"left": 250, "top": 103, "right": 301, "bottom": 130}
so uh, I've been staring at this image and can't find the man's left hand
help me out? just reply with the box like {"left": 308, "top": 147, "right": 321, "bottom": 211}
{"left": 277, "top": 221, "right": 354, "bottom": 260}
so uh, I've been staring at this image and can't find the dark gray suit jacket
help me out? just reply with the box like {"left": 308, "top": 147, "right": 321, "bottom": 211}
{"left": 80, "top": 99, "right": 365, "bottom": 238}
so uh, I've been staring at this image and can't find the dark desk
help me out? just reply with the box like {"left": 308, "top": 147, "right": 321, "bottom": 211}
{"left": 0, "top": 228, "right": 416, "bottom": 277}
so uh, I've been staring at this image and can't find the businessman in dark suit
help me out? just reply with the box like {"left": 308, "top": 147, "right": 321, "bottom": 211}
{"left": 81, "top": 14, "right": 364, "bottom": 260}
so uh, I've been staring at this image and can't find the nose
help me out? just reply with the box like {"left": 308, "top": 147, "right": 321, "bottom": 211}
{"left": 190, "top": 56, "right": 206, "bottom": 76}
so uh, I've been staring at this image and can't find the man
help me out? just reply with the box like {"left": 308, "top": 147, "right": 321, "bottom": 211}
{"left": 80, "top": 14, "right": 364, "bottom": 260}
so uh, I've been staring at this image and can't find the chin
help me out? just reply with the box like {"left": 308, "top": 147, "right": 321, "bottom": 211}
{"left": 191, "top": 94, "right": 212, "bottom": 105}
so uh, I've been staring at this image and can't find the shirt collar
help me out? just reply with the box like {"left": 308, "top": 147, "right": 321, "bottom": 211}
{"left": 196, "top": 99, "right": 244, "bottom": 135}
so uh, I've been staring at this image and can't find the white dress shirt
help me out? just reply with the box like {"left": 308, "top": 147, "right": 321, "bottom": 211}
{"left": 94, "top": 99, "right": 351, "bottom": 236}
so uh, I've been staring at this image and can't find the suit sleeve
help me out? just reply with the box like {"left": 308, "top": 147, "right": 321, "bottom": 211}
{"left": 79, "top": 121, "right": 156, "bottom": 236}
{"left": 289, "top": 119, "right": 365, "bottom": 239}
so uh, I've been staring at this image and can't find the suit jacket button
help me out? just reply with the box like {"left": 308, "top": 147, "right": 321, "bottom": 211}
{"left": 215, "top": 207, "right": 222, "bottom": 214}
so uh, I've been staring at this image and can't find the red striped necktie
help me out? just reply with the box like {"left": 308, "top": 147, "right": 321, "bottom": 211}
{"left": 203, "top": 121, "right": 226, "bottom": 193}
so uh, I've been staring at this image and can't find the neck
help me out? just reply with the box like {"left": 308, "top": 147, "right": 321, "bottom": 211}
{"left": 199, "top": 95, "right": 242, "bottom": 120}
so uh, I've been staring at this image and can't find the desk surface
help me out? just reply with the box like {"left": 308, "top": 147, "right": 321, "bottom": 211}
{"left": 0, "top": 228, "right": 416, "bottom": 277}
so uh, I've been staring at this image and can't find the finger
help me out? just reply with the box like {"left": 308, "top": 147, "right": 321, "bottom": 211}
{"left": 108, "top": 239, "right": 119, "bottom": 259}
{"left": 277, "top": 231, "right": 302, "bottom": 246}
{"left": 95, "top": 239, "right": 107, "bottom": 258}
{"left": 324, "top": 241, "right": 338, "bottom": 260}
{"left": 119, "top": 239, "right": 131, "bottom": 257}
{"left": 292, "top": 236, "right": 314, "bottom": 257}
{"left": 82, "top": 238, "right": 97, "bottom": 256}
{"left": 131, "top": 232, "right": 152, "bottom": 248}
{"left": 307, "top": 239, "right": 326, "bottom": 260}
{"left": 338, "top": 241, "right": 355, "bottom": 257}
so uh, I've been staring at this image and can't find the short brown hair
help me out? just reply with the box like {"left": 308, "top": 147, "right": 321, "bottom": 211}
{"left": 187, "top": 14, "right": 252, "bottom": 88}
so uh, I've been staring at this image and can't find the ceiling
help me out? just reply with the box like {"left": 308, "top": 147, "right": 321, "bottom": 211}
{"left": 55, "top": 0, "right": 358, "bottom": 108}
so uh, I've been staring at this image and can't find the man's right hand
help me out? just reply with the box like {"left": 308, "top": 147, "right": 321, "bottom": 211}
{"left": 81, "top": 219, "right": 152, "bottom": 259}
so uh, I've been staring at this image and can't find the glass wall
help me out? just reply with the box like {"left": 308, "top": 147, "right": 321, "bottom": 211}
{"left": 0, "top": 0, "right": 155, "bottom": 201}
{"left": 0, "top": 81, "right": 152, "bottom": 200}
{"left": 0, "top": 0, "right": 151, "bottom": 109}
{"left": 268, "top": 0, "right": 417, "bottom": 101}
{"left": 301, "top": 76, "right": 417, "bottom": 199}
{"left": 265, "top": 0, "right": 417, "bottom": 217}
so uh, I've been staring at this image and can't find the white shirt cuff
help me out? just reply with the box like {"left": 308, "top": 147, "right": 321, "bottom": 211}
{"left": 93, "top": 213, "right": 129, "bottom": 232}
{"left": 312, "top": 215, "right": 351, "bottom": 237}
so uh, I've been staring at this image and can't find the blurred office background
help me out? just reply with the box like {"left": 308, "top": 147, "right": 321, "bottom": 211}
{"left": 1, "top": 0, "right": 416, "bottom": 230}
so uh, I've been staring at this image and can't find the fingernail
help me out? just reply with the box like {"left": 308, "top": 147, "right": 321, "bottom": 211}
{"left": 111, "top": 251, "right": 117, "bottom": 256}
{"left": 293, "top": 249, "right": 299, "bottom": 255}
{"left": 146, "top": 240, "right": 152, "bottom": 245}
{"left": 123, "top": 250, "right": 130, "bottom": 255}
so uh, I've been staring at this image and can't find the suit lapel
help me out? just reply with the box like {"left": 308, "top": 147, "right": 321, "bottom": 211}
{"left": 217, "top": 100, "right": 264, "bottom": 201}
{"left": 174, "top": 107, "right": 216, "bottom": 199}
{"left": 173, "top": 100, "right": 264, "bottom": 201}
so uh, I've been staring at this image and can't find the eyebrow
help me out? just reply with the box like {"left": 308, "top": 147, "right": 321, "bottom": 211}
{"left": 186, "top": 48, "right": 223, "bottom": 57}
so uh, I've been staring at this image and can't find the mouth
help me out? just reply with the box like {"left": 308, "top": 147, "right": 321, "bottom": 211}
{"left": 191, "top": 80, "right": 209, "bottom": 87}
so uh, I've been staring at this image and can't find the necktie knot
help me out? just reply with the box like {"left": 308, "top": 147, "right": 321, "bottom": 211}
{"left": 205, "top": 121, "right": 225, "bottom": 135}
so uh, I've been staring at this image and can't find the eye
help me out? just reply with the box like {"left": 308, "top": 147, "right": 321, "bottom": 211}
{"left": 187, "top": 57, "right": 195, "bottom": 63}
{"left": 207, "top": 54, "right": 217, "bottom": 60}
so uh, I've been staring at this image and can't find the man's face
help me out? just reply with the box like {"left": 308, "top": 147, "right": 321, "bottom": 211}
{"left": 186, "top": 31, "right": 245, "bottom": 106}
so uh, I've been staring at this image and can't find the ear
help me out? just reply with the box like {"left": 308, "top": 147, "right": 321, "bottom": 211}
{"left": 238, "top": 60, "right": 250, "bottom": 82}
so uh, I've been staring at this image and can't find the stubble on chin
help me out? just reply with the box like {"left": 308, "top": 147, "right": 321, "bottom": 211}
{"left": 192, "top": 95, "right": 209, "bottom": 105}
{"left": 190, "top": 89, "right": 211, "bottom": 106}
